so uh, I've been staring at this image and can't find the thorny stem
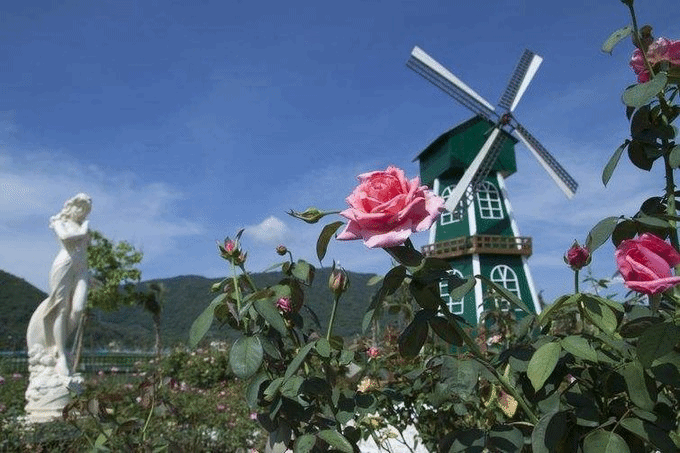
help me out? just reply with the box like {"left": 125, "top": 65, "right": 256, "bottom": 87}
{"left": 626, "top": 3, "right": 656, "bottom": 77}
{"left": 438, "top": 299, "right": 540, "bottom": 424}
{"left": 664, "top": 154, "right": 680, "bottom": 252}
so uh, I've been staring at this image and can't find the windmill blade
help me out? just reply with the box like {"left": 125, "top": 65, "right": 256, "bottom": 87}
{"left": 498, "top": 50, "right": 543, "bottom": 112}
{"left": 514, "top": 123, "right": 578, "bottom": 198}
{"left": 444, "top": 128, "right": 507, "bottom": 212}
{"left": 408, "top": 46, "right": 497, "bottom": 122}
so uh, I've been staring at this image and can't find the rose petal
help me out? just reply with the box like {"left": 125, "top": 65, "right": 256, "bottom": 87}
{"left": 624, "top": 276, "right": 680, "bottom": 295}
{"left": 637, "top": 233, "right": 680, "bottom": 267}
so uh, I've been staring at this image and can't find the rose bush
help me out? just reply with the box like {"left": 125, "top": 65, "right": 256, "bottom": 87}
{"left": 336, "top": 166, "right": 444, "bottom": 248}
{"left": 615, "top": 232, "right": 680, "bottom": 294}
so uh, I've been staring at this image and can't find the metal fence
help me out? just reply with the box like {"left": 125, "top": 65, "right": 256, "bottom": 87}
{"left": 0, "top": 351, "right": 156, "bottom": 375}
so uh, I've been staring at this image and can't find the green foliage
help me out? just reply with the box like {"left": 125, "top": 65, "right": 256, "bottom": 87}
{"left": 601, "top": 25, "right": 633, "bottom": 54}
{"left": 87, "top": 230, "right": 143, "bottom": 312}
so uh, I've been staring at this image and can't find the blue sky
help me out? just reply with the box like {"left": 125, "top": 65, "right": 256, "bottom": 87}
{"left": 2, "top": 0, "right": 679, "bottom": 304}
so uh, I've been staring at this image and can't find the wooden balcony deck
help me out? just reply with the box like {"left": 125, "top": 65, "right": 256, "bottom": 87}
{"left": 422, "top": 235, "right": 532, "bottom": 258}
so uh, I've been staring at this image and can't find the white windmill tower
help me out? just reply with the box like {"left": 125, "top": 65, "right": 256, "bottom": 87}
{"left": 407, "top": 46, "right": 578, "bottom": 324}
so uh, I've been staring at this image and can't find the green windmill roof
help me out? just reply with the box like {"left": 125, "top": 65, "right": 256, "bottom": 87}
{"left": 414, "top": 116, "right": 518, "bottom": 187}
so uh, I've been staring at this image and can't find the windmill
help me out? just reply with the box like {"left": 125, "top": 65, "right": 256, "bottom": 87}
{"left": 407, "top": 46, "right": 578, "bottom": 325}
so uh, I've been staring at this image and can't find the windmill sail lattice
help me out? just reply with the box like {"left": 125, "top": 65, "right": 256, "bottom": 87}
{"left": 408, "top": 46, "right": 577, "bottom": 215}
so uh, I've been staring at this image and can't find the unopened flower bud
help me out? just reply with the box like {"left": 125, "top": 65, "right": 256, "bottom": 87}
{"left": 367, "top": 347, "right": 379, "bottom": 359}
{"left": 287, "top": 207, "right": 327, "bottom": 224}
{"left": 329, "top": 266, "right": 349, "bottom": 296}
{"left": 276, "top": 245, "right": 288, "bottom": 256}
{"left": 564, "top": 241, "right": 590, "bottom": 271}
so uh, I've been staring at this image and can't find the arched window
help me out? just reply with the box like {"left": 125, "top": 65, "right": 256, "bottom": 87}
{"left": 439, "top": 269, "right": 465, "bottom": 315}
{"left": 489, "top": 265, "right": 520, "bottom": 310}
{"left": 476, "top": 181, "right": 504, "bottom": 219}
{"left": 440, "top": 185, "right": 464, "bottom": 225}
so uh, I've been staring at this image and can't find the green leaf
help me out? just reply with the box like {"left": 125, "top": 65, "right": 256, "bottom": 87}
{"left": 627, "top": 140, "right": 656, "bottom": 171}
{"left": 586, "top": 216, "right": 619, "bottom": 252}
{"left": 398, "top": 312, "right": 430, "bottom": 357}
{"left": 487, "top": 425, "right": 524, "bottom": 453}
{"left": 316, "top": 221, "right": 344, "bottom": 262}
{"left": 622, "top": 361, "right": 655, "bottom": 411}
{"left": 440, "top": 357, "right": 480, "bottom": 396}
{"left": 379, "top": 265, "right": 407, "bottom": 298}
{"left": 280, "top": 375, "right": 304, "bottom": 398}
{"left": 581, "top": 295, "right": 618, "bottom": 334}
{"left": 634, "top": 214, "right": 672, "bottom": 230}
{"left": 477, "top": 275, "right": 531, "bottom": 313}
{"left": 622, "top": 72, "right": 668, "bottom": 108}
{"left": 601, "top": 25, "right": 632, "bottom": 54}
{"left": 291, "top": 260, "right": 315, "bottom": 285}
{"left": 560, "top": 335, "right": 598, "bottom": 362}
{"left": 527, "top": 342, "right": 561, "bottom": 391}
{"left": 284, "top": 341, "right": 316, "bottom": 380}
{"left": 429, "top": 316, "right": 463, "bottom": 346}
{"left": 253, "top": 298, "right": 289, "bottom": 336}
{"left": 317, "top": 429, "right": 353, "bottom": 453}
{"left": 448, "top": 276, "right": 476, "bottom": 301}
{"left": 583, "top": 430, "right": 630, "bottom": 453}
{"left": 669, "top": 145, "right": 680, "bottom": 169}
{"left": 293, "top": 434, "right": 316, "bottom": 453}
{"left": 447, "top": 428, "right": 486, "bottom": 452}
{"left": 383, "top": 244, "right": 424, "bottom": 266}
{"left": 263, "top": 377, "right": 284, "bottom": 401}
{"left": 229, "top": 335, "right": 263, "bottom": 379}
{"left": 315, "top": 338, "right": 331, "bottom": 358}
{"left": 531, "top": 411, "right": 571, "bottom": 453}
{"left": 612, "top": 219, "right": 638, "bottom": 247}
{"left": 637, "top": 322, "right": 680, "bottom": 368}
{"left": 189, "top": 293, "right": 227, "bottom": 348}
{"left": 538, "top": 293, "right": 581, "bottom": 326}
{"left": 620, "top": 417, "right": 678, "bottom": 452}
{"left": 602, "top": 140, "right": 629, "bottom": 186}
{"left": 339, "top": 348, "right": 354, "bottom": 365}
{"left": 246, "top": 372, "right": 268, "bottom": 409}
{"left": 409, "top": 279, "right": 443, "bottom": 310}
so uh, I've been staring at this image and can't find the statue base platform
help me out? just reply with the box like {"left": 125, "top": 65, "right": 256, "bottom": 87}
{"left": 24, "top": 345, "right": 83, "bottom": 424}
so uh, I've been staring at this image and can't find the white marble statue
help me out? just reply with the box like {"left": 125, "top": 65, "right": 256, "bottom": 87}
{"left": 25, "top": 193, "right": 92, "bottom": 422}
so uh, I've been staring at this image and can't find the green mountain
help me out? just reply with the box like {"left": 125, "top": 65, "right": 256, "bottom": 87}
{"left": 0, "top": 270, "right": 48, "bottom": 350}
{"left": 1, "top": 268, "right": 380, "bottom": 350}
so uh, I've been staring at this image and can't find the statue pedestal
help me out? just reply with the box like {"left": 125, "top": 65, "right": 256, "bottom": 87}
{"left": 24, "top": 345, "right": 83, "bottom": 423}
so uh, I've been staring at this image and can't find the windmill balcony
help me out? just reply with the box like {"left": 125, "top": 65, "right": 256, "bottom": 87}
{"left": 421, "top": 235, "right": 532, "bottom": 259}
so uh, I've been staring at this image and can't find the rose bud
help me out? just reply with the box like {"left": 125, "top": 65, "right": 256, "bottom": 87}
{"left": 564, "top": 241, "right": 590, "bottom": 270}
{"left": 287, "top": 207, "right": 327, "bottom": 224}
{"left": 367, "top": 347, "right": 379, "bottom": 359}
{"left": 276, "top": 296, "right": 302, "bottom": 315}
{"left": 276, "top": 245, "right": 288, "bottom": 256}
{"left": 329, "top": 266, "right": 349, "bottom": 297}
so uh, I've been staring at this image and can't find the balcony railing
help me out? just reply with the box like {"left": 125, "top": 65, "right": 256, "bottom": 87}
{"left": 421, "top": 235, "right": 532, "bottom": 259}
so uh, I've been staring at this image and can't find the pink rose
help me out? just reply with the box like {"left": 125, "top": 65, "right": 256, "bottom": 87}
{"left": 337, "top": 166, "right": 445, "bottom": 248}
{"left": 630, "top": 37, "right": 680, "bottom": 83}
{"left": 564, "top": 241, "right": 590, "bottom": 270}
{"left": 615, "top": 233, "right": 680, "bottom": 294}
{"left": 276, "top": 296, "right": 301, "bottom": 314}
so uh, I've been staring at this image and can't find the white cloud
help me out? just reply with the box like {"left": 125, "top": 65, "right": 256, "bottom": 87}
{"left": 244, "top": 216, "right": 291, "bottom": 245}
{"left": 0, "top": 150, "right": 204, "bottom": 291}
